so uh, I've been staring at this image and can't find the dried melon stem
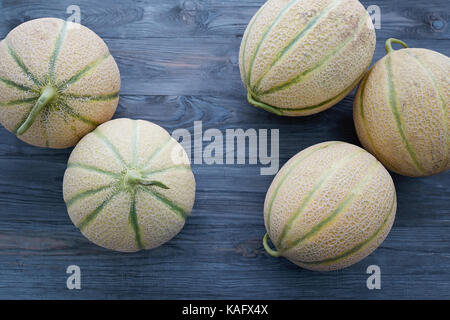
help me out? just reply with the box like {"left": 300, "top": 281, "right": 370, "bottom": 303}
{"left": 263, "top": 233, "right": 282, "bottom": 257}
{"left": 16, "top": 85, "right": 57, "bottom": 136}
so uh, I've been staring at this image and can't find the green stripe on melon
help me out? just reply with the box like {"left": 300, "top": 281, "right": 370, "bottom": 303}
{"left": 276, "top": 150, "right": 365, "bottom": 248}
{"left": 128, "top": 191, "right": 144, "bottom": 249}
{"left": 239, "top": 0, "right": 376, "bottom": 116}
{"left": 263, "top": 142, "right": 396, "bottom": 271}
{"left": 251, "top": 0, "right": 343, "bottom": 93}
{"left": 0, "top": 18, "right": 120, "bottom": 148}
{"left": 6, "top": 39, "right": 43, "bottom": 87}
{"left": 0, "top": 76, "right": 37, "bottom": 92}
{"left": 246, "top": 0, "right": 300, "bottom": 87}
{"left": 265, "top": 141, "right": 343, "bottom": 235}
{"left": 384, "top": 40, "right": 425, "bottom": 174}
{"left": 282, "top": 159, "right": 380, "bottom": 251}
{"left": 293, "top": 194, "right": 396, "bottom": 268}
{"left": 77, "top": 189, "right": 121, "bottom": 231}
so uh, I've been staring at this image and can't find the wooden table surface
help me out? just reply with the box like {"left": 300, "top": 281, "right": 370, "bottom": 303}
{"left": 0, "top": 0, "right": 448, "bottom": 300}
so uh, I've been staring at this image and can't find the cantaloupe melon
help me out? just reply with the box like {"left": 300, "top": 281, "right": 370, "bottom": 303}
{"left": 63, "top": 118, "right": 196, "bottom": 252}
{"left": 0, "top": 18, "right": 120, "bottom": 148}
{"left": 239, "top": 0, "right": 376, "bottom": 116}
{"left": 263, "top": 141, "right": 396, "bottom": 271}
{"left": 354, "top": 38, "right": 449, "bottom": 177}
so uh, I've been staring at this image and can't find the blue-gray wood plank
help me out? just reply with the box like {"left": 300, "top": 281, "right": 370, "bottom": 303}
{"left": 0, "top": 0, "right": 449, "bottom": 299}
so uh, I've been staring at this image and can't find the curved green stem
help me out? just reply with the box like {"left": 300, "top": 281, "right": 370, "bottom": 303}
{"left": 16, "top": 85, "right": 57, "bottom": 135}
{"left": 247, "top": 92, "right": 283, "bottom": 116}
{"left": 123, "top": 169, "right": 170, "bottom": 190}
{"left": 385, "top": 38, "right": 408, "bottom": 54}
{"left": 263, "top": 233, "right": 282, "bottom": 257}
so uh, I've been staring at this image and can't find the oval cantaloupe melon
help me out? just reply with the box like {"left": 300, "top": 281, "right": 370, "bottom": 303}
{"left": 239, "top": 0, "right": 376, "bottom": 116}
{"left": 0, "top": 18, "right": 120, "bottom": 148}
{"left": 354, "top": 38, "right": 450, "bottom": 177}
{"left": 63, "top": 118, "right": 196, "bottom": 252}
{"left": 263, "top": 141, "right": 396, "bottom": 271}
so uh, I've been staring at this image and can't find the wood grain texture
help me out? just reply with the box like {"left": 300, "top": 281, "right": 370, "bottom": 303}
{"left": 0, "top": 0, "right": 449, "bottom": 299}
